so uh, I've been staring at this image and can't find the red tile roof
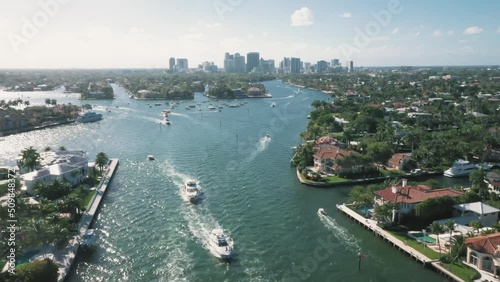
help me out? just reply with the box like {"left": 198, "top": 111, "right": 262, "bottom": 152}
{"left": 374, "top": 185, "right": 463, "bottom": 204}
{"left": 388, "top": 153, "right": 412, "bottom": 168}
{"left": 465, "top": 233, "right": 500, "bottom": 255}
{"left": 313, "top": 146, "right": 358, "bottom": 161}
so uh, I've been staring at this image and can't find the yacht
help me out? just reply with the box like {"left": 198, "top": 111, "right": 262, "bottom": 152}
{"left": 164, "top": 118, "right": 171, "bottom": 125}
{"left": 318, "top": 208, "right": 327, "bottom": 216}
{"left": 209, "top": 229, "right": 234, "bottom": 260}
{"left": 147, "top": 155, "right": 155, "bottom": 161}
{"left": 184, "top": 179, "right": 200, "bottom": 202}
{"left": 443, "top": 160, "right": 477, "bottom": 177}
{"left": 80, "top": 229, "right": 97, "bottom": 250}
{"left": 76, "top": 112, "right": 102, "bottom": 123}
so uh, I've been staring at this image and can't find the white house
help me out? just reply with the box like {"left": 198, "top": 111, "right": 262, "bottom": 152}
{"left": 19, "top": 150, "right": 89, "bottom": 195}
{"left": 465, "top": 233, "right": 500, "bottom": 275}
{"left": 453, "top": 202, "right": 500, "bottom": 227}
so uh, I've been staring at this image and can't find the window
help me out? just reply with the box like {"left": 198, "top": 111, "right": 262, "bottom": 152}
{"left": 483, "top": 257, "right": 493, "bottom": 272}
{"left": 470, "top": 252, "right": 478, "bottom": 266}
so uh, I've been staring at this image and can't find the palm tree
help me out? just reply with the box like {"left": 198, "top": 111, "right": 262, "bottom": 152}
{"left": 444, "top": 219, "right": 456, "bottom": 254}
{"left": 449, "top": 235, "right": 466, "bottom": 264}
{"left": 95, "top": 152, "right": 109, "bottom": 171}
{"left": 20, "top": 146, "right": 41, "bottom": 172}
{"left": 470, "top": 170, "right": 488, "bottom": 199}
{"left": 429, "top": 222, "right": 445, "bottom": 256}
{"left": 59, "top": 146, "right": 67, "bottom": 151}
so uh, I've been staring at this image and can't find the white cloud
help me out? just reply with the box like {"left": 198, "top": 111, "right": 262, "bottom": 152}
{"left": 464, "top": 26, "right": 483, "bottom": 35}
{"left": 447, "top": 30, "right": 454, "bottom": 35}
{"left": 291, "top": 7, "right": 314, "bottom": 26}
{"left": 392, "top": 27, "right": 399, "bottom": 34}
{"left": 261, "top": 32, "right": 269, "bottom": 37}
{"left": 414, "top": 31, "right": 420, "bottom": 37}
{"left": 206, "top": 22, "right": 222, "bottom": 28}
{"left": 339, "top": 12, "right": 352, "bottom": 18}
{"left": 497, "top": 27, "right": 500, "bottom": 33}
{"left": 459, "top": 39, "right": 467, "bottom": 43}
{"left": 220, "top": 37, "right": 245, "bottom": 50}
{"left": 130, "top": 27, "right": 144, "bottom": 34}
{"left": 432, "top": 30, "right": 442, "bottom": 37}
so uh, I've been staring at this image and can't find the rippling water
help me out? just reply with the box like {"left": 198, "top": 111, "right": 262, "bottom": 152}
{"left": 1, "top": 81, "right": 453, "bottom": 281}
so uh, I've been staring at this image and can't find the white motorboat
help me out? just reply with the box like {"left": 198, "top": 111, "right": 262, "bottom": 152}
{"left": 318, "top": 208, "right": 327, "bottom": 216}
{"left": 148, "top": 155, "right": 155, "bottom": 161}
{"left": 265, "top": 134, "right": 271, "bottom": 139}
{"left": 80, "top": 229, "right": 97, "bottom": 250}
{"left": 443, "top": 159, "right": 477, "bottom": 177}
{"left": 208, "top": 105, "right": 216, "bottom": 110}
{"left": 209, "top": 229, "right": 234, "bottom": 259}
{"left": 76, "top": 112, "right": 102, "bottom": 123}
{"left": 184, "top": 179, "right": 200, "bottom": 201}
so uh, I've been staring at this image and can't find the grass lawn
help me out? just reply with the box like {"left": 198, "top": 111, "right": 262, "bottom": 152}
{"left": 325, "top": 176, "right": 348, "bottom": 183}
{"left": 82, "top": 190, "right": 97, "bottom": 208}
{"left": 387, "top": 231, "right": 441, "bottom": 260}
{"left": 438, "top": 262, "right": 481, "bottom": 282}
{"left": 380, "top": 169, "right": 407, "bottom": 176}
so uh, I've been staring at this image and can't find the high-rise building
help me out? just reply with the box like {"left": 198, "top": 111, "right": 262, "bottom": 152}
{"left": 176, "top": 58, "right": 188, "bottom": 71}
{"left": 234, "top": 53, "right": 246, "bottom": 73}
{"left": 169, "top": 57, "right": 175, "bottom": 71}
{"left": 224, "top": 53, "right": 234, "bottom": 73}
{"left": 290, "top": 57, "right": 301, "bottom": 73}
{"left": 246, "top": 52, "right": 260, "bottom": 73}
{"left": 332, "top": 59, "right": 340, "bottom": 67}
{"left": 348, "top": 61, "right": 354, "bottom": 72}
{"left": 317, "top": 60, "right": 328, "bottom": 73}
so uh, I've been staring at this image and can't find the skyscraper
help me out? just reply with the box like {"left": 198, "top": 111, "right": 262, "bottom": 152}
{"left": 176, "top": 58, "right": 188, "bottom": 71}
{"left": 290, "top": 57, "right": 301, "bottom": 74}
{"left": 348, "top": 61, "right": 354, "bottom": 72}
{"left": 224, "top": 53, "right": 234, "bottom": 73}
{"left": 233, "top": 53, "right": 246, "bottom": 73}
{"left": 246, "top": 52, "right": 260, "bottom": 73}
{"left": 169, "top": 57, "right": 175, "bottom": 71}
{"left": 332, "top": 59, "right": 340, "bottom": 67}
{"left": 317, "top": 60, "right": 328, "bottom": 73}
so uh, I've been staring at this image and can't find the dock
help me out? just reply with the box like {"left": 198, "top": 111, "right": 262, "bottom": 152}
{"left": 336, "top": 204, "right": 464, "bottom": 282}
{"left": 55, "top": 158, "right": 119, "bottom": 282}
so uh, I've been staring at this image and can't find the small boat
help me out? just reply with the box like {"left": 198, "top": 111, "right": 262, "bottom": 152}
{"left": 271, "top": 103, "right": 276, "bottom": 108}
{"left": 148, "top": 155, "right": 155, "bottom": 161}
{"left": 185, "top": 106, "right": 191, "bottom": 110}
{"left": 184, "top": 179, "right": 200, "bottom": 202}
{"left": 318, "top": 208, "right": 327, "bottom": 216}
{"left": 208, "top": 105, "right": 216, "bottom": 110}
{"left": 164, "top": 119, "right": 171, "bottom": 125}
{"left": 80, "top": 229, "right": 98, "bottom": 250}
{"left": 154, "top": 103, "right": 162, "bottom": 106}
{"left": 209, "top": 229, "right": 234, "bottom": 260}
{"left": 265, "top": 134, "right": 271, "bottom": 139}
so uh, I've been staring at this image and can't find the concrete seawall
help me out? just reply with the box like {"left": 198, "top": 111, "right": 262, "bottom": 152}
{"left": 56, "top": 158, "right": 119, "bottom": 282}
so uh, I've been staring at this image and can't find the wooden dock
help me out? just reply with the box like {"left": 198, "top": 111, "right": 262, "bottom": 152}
{"left": 336, "top": 204, "right": 464, "bottom": 282}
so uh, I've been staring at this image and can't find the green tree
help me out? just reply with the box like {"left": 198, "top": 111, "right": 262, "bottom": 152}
{"left": 366, "top": 142, "right": 394, "bottom": 164}
{"left": 429, "top": 222, "right": 445, "bottom": 256}
{"left": 20, "top": 146, "right": 41, "bottom": 172}
{"left": 374, "top": 202, "right": 396, "bottom": 224}
{"left": 95, "top": 152, "right": 109, "bottom": 171}
{"left": 348, "top": 185, "right": 374, "bottom": 216}
{"left": 469, "top": 221, "right": 482, "bottom": 234}
{"left": 11, "top": 258, "right": 58, "bottom": 282}
{"left": 470, "top": 170, "right": 488, "bottom": 199}
{"left": 444, "top": 219, "right": 456, "bottom": 255}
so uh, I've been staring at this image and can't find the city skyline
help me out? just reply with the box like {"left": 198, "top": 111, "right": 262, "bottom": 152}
{"left": 0, "top": 0, "right": 499, "bottom": 68}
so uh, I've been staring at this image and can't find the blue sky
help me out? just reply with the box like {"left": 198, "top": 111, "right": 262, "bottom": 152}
{"left": 0, "top": 0, "right": 499, "bottom": 68}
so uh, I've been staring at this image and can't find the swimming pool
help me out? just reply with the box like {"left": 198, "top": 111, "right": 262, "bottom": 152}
{"left": 357, "top": 206, "right": 374, "bottom": 215}
{"left": 408, "top": 232, "right": 436, "bottom": 244}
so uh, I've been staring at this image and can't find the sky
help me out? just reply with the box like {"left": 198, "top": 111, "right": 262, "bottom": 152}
{"left": 0, "top": 0, "right": 499, "bottom": 68}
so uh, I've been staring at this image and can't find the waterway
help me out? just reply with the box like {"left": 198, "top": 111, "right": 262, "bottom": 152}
{"left": 0, "top": 80, "right": 466, "bottom": 281}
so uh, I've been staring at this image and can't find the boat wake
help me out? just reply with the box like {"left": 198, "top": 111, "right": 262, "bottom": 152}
{"left": 159, "top": 161, "right": 230, "bottom": 260}
{"left": 244, "top": 136, "right": 271, "bottom": 163}
{"left": 319, "top": 214, "right": 361, "bottom": 253}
